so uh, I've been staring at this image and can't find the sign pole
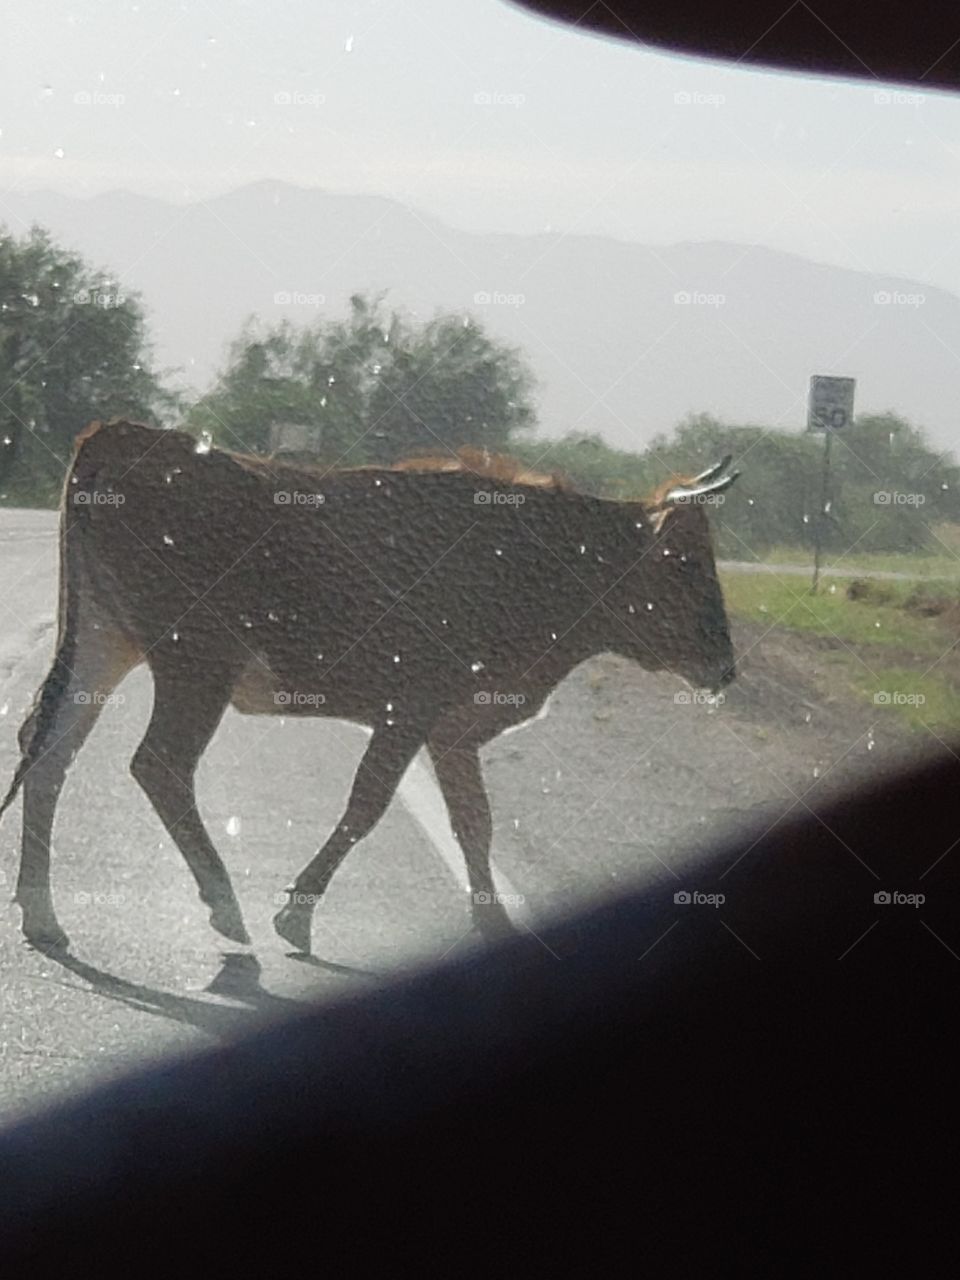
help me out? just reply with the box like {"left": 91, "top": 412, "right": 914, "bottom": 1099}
{"left": 807, "top": 374, "right": 855, "bottom": 596}
{"left": 811, "top": 427, "right": 832, "bottom": 595}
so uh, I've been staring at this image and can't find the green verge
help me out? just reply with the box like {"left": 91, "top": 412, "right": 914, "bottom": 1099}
{"left": 720, "top": 567, "right": 960, "bottom": 734}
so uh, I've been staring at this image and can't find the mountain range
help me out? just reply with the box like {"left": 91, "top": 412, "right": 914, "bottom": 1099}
{"left": 2, "top": 181, "right": 958, "bottom": 452}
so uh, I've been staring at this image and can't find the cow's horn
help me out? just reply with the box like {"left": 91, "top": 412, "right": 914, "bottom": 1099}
{"left": 664, "top": 469, "right": 740, "bottom": 505}
{"left": 691, "top": 455, "right": 733, "bottom": 485}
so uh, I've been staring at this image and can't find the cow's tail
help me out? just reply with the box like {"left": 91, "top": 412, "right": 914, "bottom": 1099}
{"left": 0, "top": 424, "right": 103, "bottom": 823}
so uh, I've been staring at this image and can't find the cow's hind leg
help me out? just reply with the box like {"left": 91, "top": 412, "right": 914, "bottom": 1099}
{"left": 274, "top": 724, "right": 424, "bottom": 954}
{"left": 13, "top": 624, "right": 141, "bottom": 951}
{"left": 427, "top": 734, "right": 514, "bottom": 940}
{"left": 131, "top": 661, "right": 249, "bottom": 944}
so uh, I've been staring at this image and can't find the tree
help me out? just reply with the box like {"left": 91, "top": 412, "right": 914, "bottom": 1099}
{"left": 0, "top": 226, "right": 174, "bottom": 504}
{"left": 189, "top": 294, "right": 536, "bottom": 465}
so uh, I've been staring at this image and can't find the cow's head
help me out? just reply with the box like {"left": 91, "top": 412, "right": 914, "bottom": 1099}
{"left": 612, "top": 458, "right": 739, "bottom": 694}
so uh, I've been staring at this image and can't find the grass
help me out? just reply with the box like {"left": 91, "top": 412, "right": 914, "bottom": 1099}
{"left": 720, "top": 566, "right": 960, "bottom": 733}
{"left": 720, "top": 570, "right": 954, "bottom": 657}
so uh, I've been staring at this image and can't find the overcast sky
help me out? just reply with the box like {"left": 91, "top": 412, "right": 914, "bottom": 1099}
{"left": 3, "top": 0, "right": 960, "bottom": 295}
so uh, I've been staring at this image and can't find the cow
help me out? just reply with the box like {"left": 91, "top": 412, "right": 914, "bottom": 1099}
{"left": 0, "top": 419, "right": 738, "bottom": 954}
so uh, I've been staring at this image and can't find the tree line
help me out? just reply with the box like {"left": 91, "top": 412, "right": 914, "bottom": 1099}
{"left": 2, "top": 223, "right": 958, "bottom": 557}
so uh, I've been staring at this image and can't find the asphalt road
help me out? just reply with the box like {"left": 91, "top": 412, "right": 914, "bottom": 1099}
{"left": 0, "top": 510, "right": 929, "bottom": 1121}
{"left": 719, "top": 559, "right": 960, "bottom": 581}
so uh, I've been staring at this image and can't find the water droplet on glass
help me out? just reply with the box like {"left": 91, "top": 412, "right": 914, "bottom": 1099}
{"left": 194, "top": 430, "right": 213, "bottom": 454}
{"left": 471, "top": 661, "right": 484, "bottom": 673}
{"left": 226, "top": 815, "right": 242, "bottom": 837}
{"left": 162, "top": 533, "right": 174, "bottom": 546}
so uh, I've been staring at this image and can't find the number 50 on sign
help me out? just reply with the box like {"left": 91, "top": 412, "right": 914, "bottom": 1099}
{"left": 808, "top": 375, "right": 856, "bottom": 431}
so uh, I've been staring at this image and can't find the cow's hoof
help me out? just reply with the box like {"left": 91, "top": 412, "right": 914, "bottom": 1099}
{"left": 273, "top": 901, "right": 312, "bottom": 954}
{"left": 209, "top": 903, "right": 251, "bottom": 946}
{"left": 473, "top": 911, "right": 518, "bottom": 943}
{"left": 22, "top": 918, "right": 70, "bottom": 954}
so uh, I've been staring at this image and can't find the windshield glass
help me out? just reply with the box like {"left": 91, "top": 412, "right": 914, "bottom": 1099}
{"left": 1, "top": 0, "right": 956, "bottom": 1119}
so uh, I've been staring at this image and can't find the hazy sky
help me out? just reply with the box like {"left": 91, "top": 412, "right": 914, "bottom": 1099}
{"left": 4, "top": 0, "right": 960, "bottom": 294}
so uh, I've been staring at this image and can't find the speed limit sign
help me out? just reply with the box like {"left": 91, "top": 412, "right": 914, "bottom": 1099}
{"left": 808, "top": 375, "right": 856, "bottom": 431}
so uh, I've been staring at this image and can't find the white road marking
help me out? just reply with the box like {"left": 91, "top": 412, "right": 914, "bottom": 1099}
{"left": 398, "top": 751, "right": 528, "bottom": 918}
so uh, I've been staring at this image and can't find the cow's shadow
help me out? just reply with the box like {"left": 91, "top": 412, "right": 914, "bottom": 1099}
{"left": 42, "top": 948, "right": 378, "bottom": 1041}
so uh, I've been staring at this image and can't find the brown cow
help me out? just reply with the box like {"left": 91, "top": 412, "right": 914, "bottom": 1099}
{"left": 1, "top": 420, "right": 738, "bottom": 954}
